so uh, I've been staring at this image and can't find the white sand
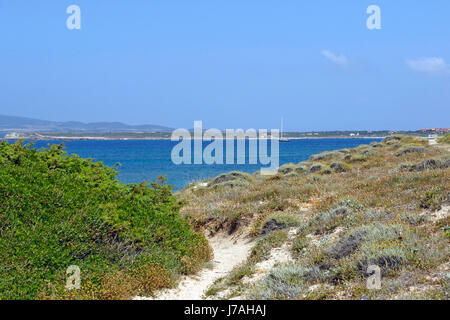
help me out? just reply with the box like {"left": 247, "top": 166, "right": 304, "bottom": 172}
{"left": 241, "top": 228, "right": 297, "bottom": 286}
{"left": 428, "top": 205, "right": 449, "bottom": 223}
{"left": 134, "top": 234, "right": 254, "bottom": 300}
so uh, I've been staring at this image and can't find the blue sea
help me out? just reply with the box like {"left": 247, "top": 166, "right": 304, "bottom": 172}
{"left": 26, "top": 139, "right": 381, "bottom": 191}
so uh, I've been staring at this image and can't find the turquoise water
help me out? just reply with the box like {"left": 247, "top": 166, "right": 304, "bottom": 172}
{"left": 28, "top": 139, "right": 381, "bottom": 190}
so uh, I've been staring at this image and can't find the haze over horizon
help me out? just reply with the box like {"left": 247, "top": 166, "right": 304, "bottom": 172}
{"left": 1, "top": 1, "right": 449, "bottom": 131}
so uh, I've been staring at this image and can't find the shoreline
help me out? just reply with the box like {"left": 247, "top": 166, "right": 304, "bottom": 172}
{"left": 2, "top": 136, "right": 387, "bottom": 141}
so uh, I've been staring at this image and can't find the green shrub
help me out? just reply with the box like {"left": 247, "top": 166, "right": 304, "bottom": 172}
{"left": 247, "top": 263, "right": 309, "bottom": 299}
{"left": 308, "top": 206, "right": 354, "bottom": 234}
{"left": 309, "top": 151, "right": 343, "bottom": 162}
{"left": 209, "top": 179, "right": 251, "bottom": 189}
{"left": 382, "top": 135, "right": 402, "bottom": 145}
{"left": 437, "top": 133, "right": 450, "bottom": 144}
{"left": 248, "top": 230, "right": 288, "bottom": 264}
{"left": 278, "top": 163, "right": 297, "bottom": 175}
{"left": 395, "top": 145, "right": 428, "bottom": 157}
{"left": 361, "top": 149, "right": 377, "bottom": 158}
{"left": 397, "top": 158, "right": 445, "bottom": 172}
{"left": 398, "top": 212, "right": 426, "bottom": 226}
{"left": 291, "top": 236, "right": 310, "bottom": 259}
{"left": 383, "top": 135, "right": 429, "bottom": 147}
{"left": 208, "top": 171, "right": 253, "bottom": 187}
{"left": 338, "top": 198, "right": 364, "bottom": 210}
{"left": 306, "top": 175, "right": 329, "bottom": 184}
{"left": 356, "top": 247, "right": 407, "bottom": 275}
{"left": 323, "top": 223, "right": 410, "bottom": 277}
{"left": 295, "top": 165, "right": 308, "bottom": 173}
{"left": 345, "top": 154, "right": 367, "bottom": 163}
{"left": 284, "top": 172, "right": 299, "bottom": 179}
{"left": 329, "top": 162, "right": 353, "bottom": 173}
{"left": 419, "top": 187, "right": 446, "bottom": 211}
{"left": 370, "top": 142, "right": 383, "bottom": 148}
{"left": 324, "top": 229, "right": 367, "bottom": 260}
{"left": 319, "top": 165, "right": 333, "bottom": 175}
{"left": 309, "top": 163, "right": 324, "bottom": 173}
{"left": 260, "top": 213, "right": 301, "bottom": 235}
{"left": 0, "top": 141, "right": 210, "bottom": 299}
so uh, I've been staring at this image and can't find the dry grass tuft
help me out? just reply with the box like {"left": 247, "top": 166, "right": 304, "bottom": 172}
{"left": 177, "top": 135, "right": 449, "bottom": 300}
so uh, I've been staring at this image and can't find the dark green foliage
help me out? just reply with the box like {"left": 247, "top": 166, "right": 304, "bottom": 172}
{"left": 398, "top": 158, "right": 449, "bottom": 172}
{"left": 208, "top": 171, "right": 253, "bottom": 187}
{"left": 0, "top": 141, "right": 210, "bottom": 299}
{"left": 395, "top": 146, "right": 428, "bottom": 157}
{"left": 309, "top": 164, "right": 324, "bottom": 173}
{"left": 260, "top": 214, "right": 301, "bottom": 235}
{"left": 419, "top": 187, "right": 446, "bottom": 210}
{"left": 324, "top": 230, "right": 367, "bottom": 260}
{"left": 329, "top": 162, "right": 352, "bottom": 173}
{"left": 437, "top": 133, "right": 450, "bottom": 144}
{"left": 277, "top": 163, "right": 297, "bottom": 175}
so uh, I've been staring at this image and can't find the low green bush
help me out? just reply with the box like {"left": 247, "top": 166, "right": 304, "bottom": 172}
{"left": 397, "top": 158, "right": 445, "bottom": 172}
{"left": 309, "top": 163, "right": 325, "bottom": 173}
{"left": 395, "top": 145, "right": 428, "bottom": 157}
{"left": 307, "top": 199, "right": 363, "bottom": 234}
{"left": 329, "top": 162, "right": 353, "bottom": 173}
{"left": 310, "top": 151, "right": 343, "bottom": 162}
{"left": 278, "top": 163, "right": 297, "bottom": 175}
{"left": 437, "top": 133, "right": 450, "bottom": 144}
{"left": 383, "top": 135, "right": 429, "bottom": 147}
{"left": 208, "top": 171, "right": 254, "bottom": 187}
{"left": 0, "top": 141, "right": 210, "bottom": 299}
{"left": 248, "top": 263, "right": 309, "bottom": 299}
{"left": 322, "top": 223, "right": 411, "bottom": 278}
{"left": 259, "top": 213, "right": 302, "bottom": 235}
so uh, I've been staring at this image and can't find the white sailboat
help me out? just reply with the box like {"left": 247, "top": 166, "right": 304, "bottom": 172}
{"left": 279, "top": 117, "right": 290, "bottom": 142}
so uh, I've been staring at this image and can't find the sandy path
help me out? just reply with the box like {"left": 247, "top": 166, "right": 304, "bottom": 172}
{"left": 134, "top": 235, "right": 254, "bottom": 300}
{"left": 240, "top": 228, "right": 297, "bottom": 287}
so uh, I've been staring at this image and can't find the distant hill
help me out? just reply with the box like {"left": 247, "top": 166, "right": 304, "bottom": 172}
{"left": 0, "top": 114, "right": 172, "bottom": 133}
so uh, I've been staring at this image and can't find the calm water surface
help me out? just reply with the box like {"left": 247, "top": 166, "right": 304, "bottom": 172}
{"left": 27, "top": 139, "right": 381, "bottom": 190}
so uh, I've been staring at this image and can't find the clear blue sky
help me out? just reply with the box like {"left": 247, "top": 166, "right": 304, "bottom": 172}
{"left": 0, "top": 0, "right": 449, "bottom": 131}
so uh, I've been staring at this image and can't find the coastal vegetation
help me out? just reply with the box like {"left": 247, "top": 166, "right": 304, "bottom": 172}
{"left": 437, "top": 133, "right": 450, "bottom": 144}
{"left": 0, "top": 141, "right": 210, "bottom": 299}
{"left": 179, "top": 134, "right": 450, "bottom": 300}
{"left": 0, "top": 134, "right": 448, "bottom": 300}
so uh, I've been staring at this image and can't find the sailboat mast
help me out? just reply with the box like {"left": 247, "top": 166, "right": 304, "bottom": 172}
{"left": 280, "top": 117, "right": 283, "bottom": 139}
{"left": 279, "top": 116, "right": 290, "bottom": 142}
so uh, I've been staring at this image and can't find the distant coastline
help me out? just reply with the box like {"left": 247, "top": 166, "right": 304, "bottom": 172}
{"left": 2, "top": 132, "right": 387, "bottom": 141}
{"left": 2, "top": 136, "right": 388, "bottom": 141}
{"left": 2, "top": 114, "right": 448, "bottom": 141}
{"left": 1, "top": 130, "right": 441, "bottom": 141}
{"left": 3, "top": 133, "right": 387, "bottom": 140}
